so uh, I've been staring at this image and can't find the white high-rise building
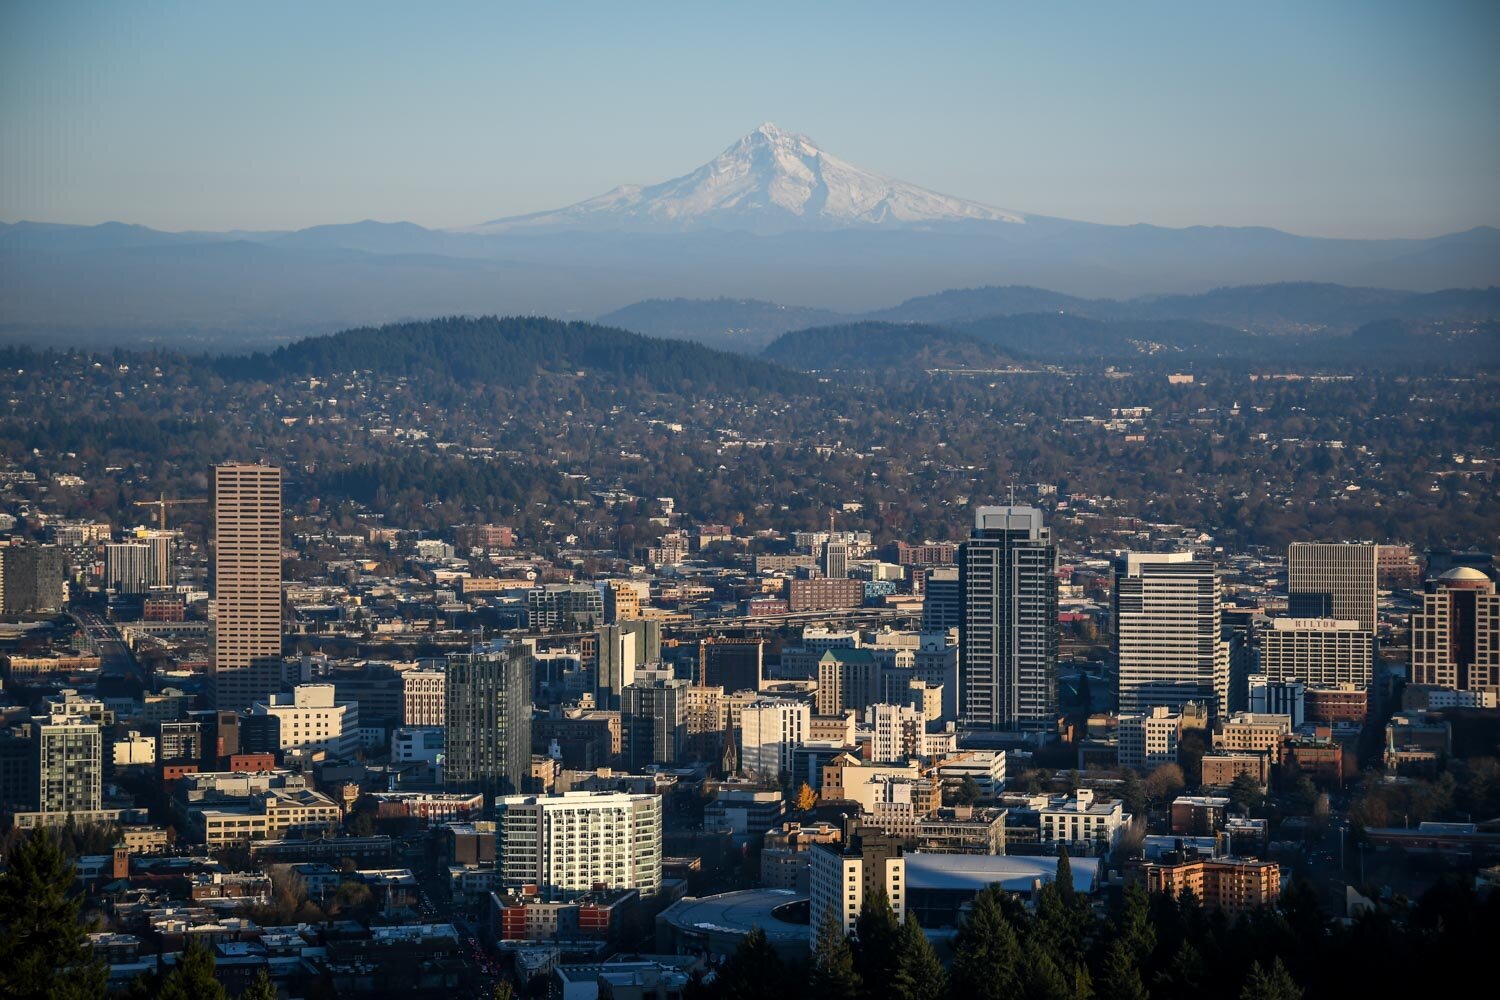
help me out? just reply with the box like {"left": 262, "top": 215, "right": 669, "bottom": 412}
{"left": 867, "top": 702, "right": 945, "bottom": 763}
{"left": 104, "top": 542, "right": 153, "bottom": 595}
{"left": 739, "top": 699, "right": 809, "bottom": 784}
{"left": 496, "top": 791, "right": 662, "bottom": 900}
{"left": 250, "top": 684, "right": 359, "bottom": 757}
{"left": 809, "top": 826, "right": 906, "bottom": 949}
{"left": 402, "top": 668, "right": 446, "bottom": 726}
{"left": 1115, "top": 552, "right": 1228, "bottom": 717}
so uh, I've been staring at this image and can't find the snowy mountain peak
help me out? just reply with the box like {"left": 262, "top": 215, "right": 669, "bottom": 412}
{"left": 473, "top": 124, "right": 1025, "bottom": 234}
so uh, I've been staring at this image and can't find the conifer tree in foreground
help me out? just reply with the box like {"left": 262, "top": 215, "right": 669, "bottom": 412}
{"left": 0, "top": 830, "right": 107, "bottom": 1000}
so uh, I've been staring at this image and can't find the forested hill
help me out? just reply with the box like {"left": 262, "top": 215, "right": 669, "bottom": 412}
{"left": 218, "top": 315, "right": 812, "bottom": 394}
{"left": 762, "top": 322, "right": 1016, "bottom": 371}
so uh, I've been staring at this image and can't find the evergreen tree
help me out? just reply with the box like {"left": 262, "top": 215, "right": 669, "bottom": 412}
{"left": 711, "top": 927, "right": 786, "bottom": 1000}
{"left": 1153, "top": 941, "right": 1206, "bottom": 1000}
{"left": 810, "top": 911, "right": 861, "bottom": 1000}
{"left": 240, "top": 969, "right": 278, "bottom": 1000}
{"left": 1056, "top": 847, "right": 1076, "bottom": 904}
{"left": 1118, "top": 770, "right": 1148, "bottom": 817}
{"left": 951, "top": 886, "right": 1022, "bottom": 1000}
{"left": 1117, "top": 883, "right": 1156, "bottom": 964}
{"left": 1095, "top": 939, "right": 1148, "bottom": 1000}
{"left": 853, "top": 885, "right": 901, "bottom": 987}
{"left": 1240, "top": 958, "right": 1302, "bottom": 1000}
{"left": 0, "top": 830, "right": 107, "bottom": 1000}
{"left": 1020, "top": 941, "right": 1074, "bottom": 1000}
{"left": 158, "top": 939, "right": 228, "bottom": 1000}
{"left": 890, "top": 913, "right": 947, "bottom": 1000}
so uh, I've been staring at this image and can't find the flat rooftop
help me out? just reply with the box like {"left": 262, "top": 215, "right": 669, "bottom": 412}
{"left": 659, "top": 888, "right": 808, "bottom": 944}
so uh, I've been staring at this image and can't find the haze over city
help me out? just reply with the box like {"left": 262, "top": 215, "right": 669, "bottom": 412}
{"left": 0, "top": 5, "right": 1497, "bottom": 1000}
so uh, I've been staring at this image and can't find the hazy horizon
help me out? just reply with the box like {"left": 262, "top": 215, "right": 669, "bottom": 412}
{"left": 3, "top": 1, "right": 1498, "bottom": 239}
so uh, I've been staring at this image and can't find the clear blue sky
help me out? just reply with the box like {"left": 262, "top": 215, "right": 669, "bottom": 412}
{"left": 2, "top": 0, "right": 1496, "bottom": 237}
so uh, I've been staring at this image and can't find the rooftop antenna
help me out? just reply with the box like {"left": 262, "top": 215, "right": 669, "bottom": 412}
{"left": 1009, "top": 482, "right": 1016, "bottom": 507}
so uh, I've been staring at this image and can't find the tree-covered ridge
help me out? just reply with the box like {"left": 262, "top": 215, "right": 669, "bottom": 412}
{"left": 219, "top": 315, "right": 813, "bottom": 394}
{"left": 762, "top": 322, "right": 1015, "bottom": 371}
{"left": 698, "top": 874, "right": 1500, "bottom": 1000}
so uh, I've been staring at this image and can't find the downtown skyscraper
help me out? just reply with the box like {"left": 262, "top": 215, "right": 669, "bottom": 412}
{"left": 958, "top": 506, "right": 1058, "bottom": 730}
{"left": 1115, "top": 552, "right": 1229, "bottom": 717}
{"left": 210, "top": 463, "right": 283, "bottom": 713}
{"left": 1288, "top": 542, "right": 1378, "bottom": 633}
{"left": 444, "top": 647, "right": 533, "bottom": 802}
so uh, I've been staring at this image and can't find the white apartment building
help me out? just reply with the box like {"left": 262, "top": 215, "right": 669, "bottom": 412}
{"left": 1118, "top": 706, "right": 1181, "bottom": 772}
{"left": 867, "top": 703, "right": 951, "bottom": 763}
{"left": 933, "top": 750, "right": 1007, "bottom": 798}
{"left": 251, "top": 684, "right": 359, "bottom": 757}
{"left": 809, "top": 835, "right": 906, "bottom": 948}
{"left": 496, "top": 791, "right": 662, "bottom": 900}
{"left": 1038, "top": 789, "right": 1127, "bottom": 852}
{"left": 739, "top": 698, "right": 809, "bottom": 784}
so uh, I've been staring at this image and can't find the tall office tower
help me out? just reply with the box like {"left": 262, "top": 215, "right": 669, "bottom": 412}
{"left": 1259, "top": 618, "right": 1375, "bottom": 688}
{"left": 596, "top": 620, "right": 662, "bottom": 709}
{"left": 1115, "top": 552, "right": 1229, "bottom": 717}
{"left": 210, "top": 463, "right": 283, "bottom": 712}
{"left": 921, "top": 566, "right": 961, "bottom": 633}
{"left": 620, "top": 676, "right": 688, "bottom": 769}
{"left": 0, "top": 544, "right": 68, "bottom": 613}
{"left": 958, "top": 506, "right": 1058, "bottom": 730}
{"left": 1411, "top": 568, "right": 1500, "bottom": 695}
{"left": 823, "top": 540, "right": 850, "bottom": 579}
{"left": 105, "top": 542, "right": 153, "bottom": 594}
{"left": 36, "top": 717, "right": 102, "bottom": 815}
{"left": 738, "top": 698, "right": 809, "bottom": 783}
{"left": 496, "top": 791, "right": 662, "bottom": 900}
{"left": 697, "top": 637, "right": 764, "bottom": 693}
{"left": 444, "top": 647, "right": 534, "bottom": 801}
{"left": 815, "top": 649, "right": 882, "bottom": 716}
{"left": 1288, "top": 542, "right": 1378, "bottom": 633}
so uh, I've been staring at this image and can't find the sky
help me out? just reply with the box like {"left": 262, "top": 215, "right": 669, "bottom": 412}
{"left": 2, "top": 1, "right": 1497, "bottom": 238}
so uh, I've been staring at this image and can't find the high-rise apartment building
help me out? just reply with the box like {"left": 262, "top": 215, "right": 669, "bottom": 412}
{"left": 496, "top": 791, "right": 662, "bottom": 900}
{"left": 0, "top": 544, "right": 68, "bottom": 613}
{"left": 105, "top": 531, "right": 173, "bottom": 594}
{"left": 620, "top": 676, "right": 688, "bottom": 769}
{"left": 958, "top": 506, "right": 1058, "bottom": 730}
{"left": 1288, "top": 542, "right": 1378, "bottom": 633}
{"left": 809, "top": 821, "right": 906, "bottom": 949}
{"left": 596, "top": 620, "right": 661, "bottom": 709}
{"left": 210, "top": 463, "right": 283, "bottom": 712}
{"left": 1259, "top": 618, "right": 1374, "bottom": 689}
{"left": 36, "top": 718, "right": 102, "bottom": 815}
{"left": 1410, "top": 568, "right": 1500, "bottom": 695}
{"left": 1118, "top": 706, "right": 1182, "bottom": 771}
{"left": 1115, "top": 552, "right": 1228, "bottom": 717}
{"left": 444, "top": 647, "right": 533, "bottom": 801}
{"left": 738, "top": 698, "right": 809, "bottom": 783}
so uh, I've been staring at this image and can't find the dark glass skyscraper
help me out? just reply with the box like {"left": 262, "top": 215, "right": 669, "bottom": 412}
{"left": 444, "top": 647, "right": 533, "bottom": 803}
{"left": 958, "top": 506, "right": 1058, "bottom": 730}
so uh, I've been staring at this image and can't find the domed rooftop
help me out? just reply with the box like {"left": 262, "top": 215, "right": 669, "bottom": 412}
{"left": 1438, "top": 566, "right": 1492, "bottom": 583}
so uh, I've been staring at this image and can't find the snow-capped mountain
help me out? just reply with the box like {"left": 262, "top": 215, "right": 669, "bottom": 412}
{"left": 472, "top": 123, "right": 1025, "bottom": 234}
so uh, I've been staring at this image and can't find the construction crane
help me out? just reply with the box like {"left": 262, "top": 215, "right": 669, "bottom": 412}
{"left": 133, "top": 493, "right": 207, "bottom": 531}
